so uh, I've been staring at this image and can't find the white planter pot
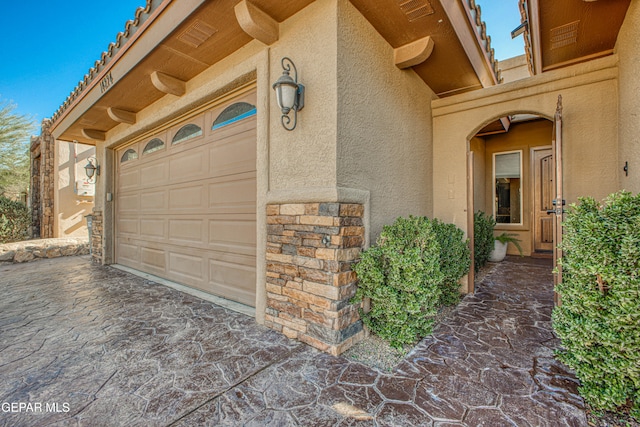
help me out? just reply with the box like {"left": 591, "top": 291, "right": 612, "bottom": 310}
{"left": 489, "top": 240, "right": 508, "bottom": 262}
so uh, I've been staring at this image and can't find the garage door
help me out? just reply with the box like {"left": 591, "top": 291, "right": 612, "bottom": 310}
{"left": 115, "top": 91, "right": 257, "bottom": 306}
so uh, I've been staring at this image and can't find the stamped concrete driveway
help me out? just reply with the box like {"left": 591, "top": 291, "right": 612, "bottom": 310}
{"left": 0, "top": 256, "right": 586, "bottom": 426}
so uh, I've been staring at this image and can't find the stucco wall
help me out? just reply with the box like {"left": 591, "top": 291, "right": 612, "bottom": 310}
{"left": 499, "top": 55, "right": 530, "bottom": 83}
{"left": 268, "top": 0, "right": 339, "bottom": 192}
{"left": 54, "top": 142, "right": 95, "bottom": 237}
{"left": 616, "top": 1, "right": 640, "bottom": 194}
{"left": 335, "top": 0, "right": 435, "bottom": 240}
{"left": 433, "top": 56, "right": 620, "bottom": 237}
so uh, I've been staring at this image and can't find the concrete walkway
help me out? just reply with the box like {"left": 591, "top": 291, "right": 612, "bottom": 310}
{"left": 0, "top": 256, "right": 586, "bottom": 426}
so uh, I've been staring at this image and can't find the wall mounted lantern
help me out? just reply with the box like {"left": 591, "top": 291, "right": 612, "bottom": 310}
{"left": 84, "top": 157, "right": 100, "bottom": 181}
{"left": 272, "top": 57, "right": 305, "bottom": 131}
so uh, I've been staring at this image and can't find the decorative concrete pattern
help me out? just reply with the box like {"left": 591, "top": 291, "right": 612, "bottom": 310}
{"left": 266, "top": 203, "right": 365, "bottom": 356}
{"left": 0, "top": 257, "right": 587, "bottom": 426}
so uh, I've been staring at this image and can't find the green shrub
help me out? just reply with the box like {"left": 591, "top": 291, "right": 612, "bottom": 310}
{"left": 353, "top": 216, "right": 469, "bottom": 348}
{"left": 553, "top": 191, "right": 640, "bottom": 419}
{"left": 432, "top": 218, "right": 471, "bottom": 305}
{"left": 474, "top": 211, "right": 495, "bottom": 272}
{"left": 0, "top": 195, "right": 30, "bottom": 243}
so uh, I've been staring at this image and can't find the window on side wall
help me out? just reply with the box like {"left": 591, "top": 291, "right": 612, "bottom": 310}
{"left": 493, "top": 151, "right": 522, "bottom": 225}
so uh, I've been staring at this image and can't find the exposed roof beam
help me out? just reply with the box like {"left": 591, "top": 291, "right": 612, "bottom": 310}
{"left": 234, "top": 0, "right": 279, "bottom": 45}
{"left": 107, "top": 107, "right": 137, "bottom": 124}
{"left": 394, "top": 36, "right": 435, "bottom": 69}
{"left": 151, "top": 71, "right": 186, "bottom": 96}
{"left": 81, "top": 129, "right": 106, "bottom": 141}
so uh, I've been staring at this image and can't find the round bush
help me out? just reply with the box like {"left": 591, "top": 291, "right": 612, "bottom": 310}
{"left": 353, "top": 216, "right": 469, "bottom": 348}
{"left": 553, "top": 191, "right": 640, "bottom": 418}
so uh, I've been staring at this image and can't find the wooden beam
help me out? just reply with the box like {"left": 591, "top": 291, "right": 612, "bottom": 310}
{"left": 394, "top": 36, "right": 435, "bottom": 69}
{"left": 234, "top": 0, "right": 279, "bottom": 45}
{"left": 107, "top": 107, "right": 136, "bottom": 124}
{"left": 150, "top": 71, "right": 186, "bottom": 96}
{"left": 81, "top": 129, "right": 106, "bottom": 141}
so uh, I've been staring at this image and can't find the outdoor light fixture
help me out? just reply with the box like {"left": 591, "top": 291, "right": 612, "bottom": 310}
{"left": 84, "top": 157, "right": 100, "bottom": 181}
{"left": 272, "top": 57, "right": 304, "bottom": 131}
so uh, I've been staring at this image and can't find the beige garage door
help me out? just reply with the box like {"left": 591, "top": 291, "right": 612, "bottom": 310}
{"left": 115, "top": 91, "right": 257, "bottom": 306}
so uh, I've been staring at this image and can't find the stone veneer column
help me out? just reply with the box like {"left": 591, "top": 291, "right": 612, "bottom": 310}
{"left": 265, "top": 203, "right": 365, "bottom": 355}
{"left": 90, "top": 211, "right": 103, "bottom": 263}
{"left": 29, "top": 119, "right": 55, "bottom": 238}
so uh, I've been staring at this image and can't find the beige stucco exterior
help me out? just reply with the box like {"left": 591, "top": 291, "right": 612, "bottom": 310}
{"left": 336, "top": 0, "right": 435, "bottom": 239}
{"left": 616, "top": 0, "right": 640, "bottom": 194}
{"left": 54, "top": 141, "right": 95, "bottom": 237}
{"left": 499, "top": 55, "right": 530, "bottom": 84}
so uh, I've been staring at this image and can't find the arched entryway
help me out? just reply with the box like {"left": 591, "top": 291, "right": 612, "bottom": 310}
{"left": 468, "top": 113, "right": 555, "bottom": 261}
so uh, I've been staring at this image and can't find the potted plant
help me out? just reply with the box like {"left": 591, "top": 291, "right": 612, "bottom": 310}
{"left": 489, "top": 232, "right": 523, "bottom": 262}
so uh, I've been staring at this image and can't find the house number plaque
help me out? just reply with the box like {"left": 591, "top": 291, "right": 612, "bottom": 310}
{"left": 100, "top": 72, "right": 114, "bottom": 93}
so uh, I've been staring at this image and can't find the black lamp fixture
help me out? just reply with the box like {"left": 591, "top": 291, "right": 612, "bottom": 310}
{"left": 272, "top": 57, "right": 305, "bottom": 131}
{"left": 84, "top": 157, "right": 100, "bottom": 181}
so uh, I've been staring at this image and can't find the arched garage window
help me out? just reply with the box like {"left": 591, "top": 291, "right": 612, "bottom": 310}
{"left": 172, "top": 124, "right": 202, "bottom": 145}
{"left": 143, "top": 138, "right": 164, "bottom": 155}
{"left": 120, "top": 148, "right": 138, "bottom": 163}
{"left": 212, "top": 102, "right": 256, "bottom": 130}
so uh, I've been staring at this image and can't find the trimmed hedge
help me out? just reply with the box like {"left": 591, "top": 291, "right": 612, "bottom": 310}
{"left": 553, "top": 191, "right": 640, "bottom": 418}
{"left": 0, "top": 196, "right": 30, "bottom": 243}
{"left": 353, "top": 216, "right": 470, "bottom": 348}
{"left": 474, "top": 211, "right": 495, "bottom": 272}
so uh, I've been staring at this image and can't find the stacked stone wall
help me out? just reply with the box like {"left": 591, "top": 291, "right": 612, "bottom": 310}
{"left": 29, "top": 119, "right": 55, "bottom": 238}
{"left": 89, "top": 211, "right": 103, "bottom": 264}
{"left": 265, "top": 203, "right": 365, "bottom": 355}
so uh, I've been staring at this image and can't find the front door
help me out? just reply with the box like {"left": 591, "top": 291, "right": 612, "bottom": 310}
{"left": 533, "top": 147, "right": 554, "bottom": 252}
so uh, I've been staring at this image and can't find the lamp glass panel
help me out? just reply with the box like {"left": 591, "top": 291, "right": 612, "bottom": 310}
{"left": 278, "top": 84, "right": 297, "bottom": 111}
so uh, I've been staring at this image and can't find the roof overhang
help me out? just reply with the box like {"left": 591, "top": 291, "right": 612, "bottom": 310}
{"left": 520, "top": 0, "right": 631, "bottom": 75}
{"left": 51, "top": 0, "right": 501, "bottom": 144}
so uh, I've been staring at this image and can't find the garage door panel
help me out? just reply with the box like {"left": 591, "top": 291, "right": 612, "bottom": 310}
{"left": 140, "top": 161, "right": 168, "bottom": 187}
{"left": 141, "top": 247, "right": 166, "bottom": 274}
{"left": 209, "top": 174, "right": 256, "bottom": 213}
{"left": 117, "top": 242, "right": 140, "bottom": 266}
{"left": 116, "top": 90, "right": 256, "bottom": 308}
{"left": 119, "top": 169, "right": 140, "bottom": 190}
{"left": 118, "top": 218, "right": 139, "bottom": 236}
{"left": 210, "top": 131, "right": 257, "bottom": 178}
{"left": 169, "top": 252, "right": 205, "bottom": 282}
{"left": 169, "top": 185, "right": 206, "bottom": 210}
{"left": 118, "top": 193, "right": 140, "bottom": 213}
{"left": 169, "top": 149, "right": 208, "bottom": 183}
{"left": 140, "top": 218, "right": 166, "bottom": 238}
{"left": 140, "top": 190, "right": 166, "bottom": 211}
{"left": 209, "top": 219, "right": 256, "bottom": 256}
{"left": 209, "top": 260, "right": 256, "bottom": 306}
{"left": 169, "top": 219, "right": 206, "bottom": 244}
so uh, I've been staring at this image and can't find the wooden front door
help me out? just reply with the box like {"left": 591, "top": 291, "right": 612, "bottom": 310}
{"left": 533, "top": 148, "right": 554, "bottom": 252}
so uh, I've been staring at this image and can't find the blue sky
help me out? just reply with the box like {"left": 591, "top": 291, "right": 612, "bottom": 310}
{"left": 0, "top": 1, "right": 523, "bottom": 128}
{"left": 0, "top": 1, "right": 145, "bottom": 125}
